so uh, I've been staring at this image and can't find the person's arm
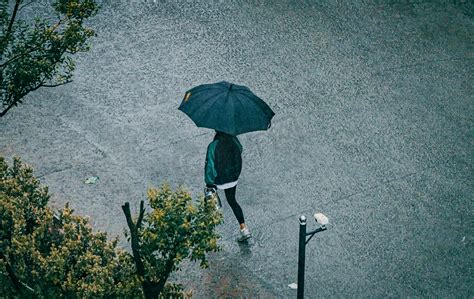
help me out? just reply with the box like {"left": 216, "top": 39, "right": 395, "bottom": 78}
{"left": 233, "top": 136, "right": 243, "bottom": 153}
{"left": 204, "top": 140, "right": 218, "bottom": 187}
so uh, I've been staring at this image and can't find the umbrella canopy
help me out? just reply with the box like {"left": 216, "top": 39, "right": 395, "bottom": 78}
{"left": 178, "top": 81, "right": 275, "bottom": 136}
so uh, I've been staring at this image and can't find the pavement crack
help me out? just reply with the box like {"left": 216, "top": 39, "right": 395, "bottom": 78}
{"left": 37, "top": 165, "right": 74, "bottom": 179}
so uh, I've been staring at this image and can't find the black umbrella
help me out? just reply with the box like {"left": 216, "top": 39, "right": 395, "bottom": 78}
{"left": 178, "top": 81, "right": 275, "bottom": 136}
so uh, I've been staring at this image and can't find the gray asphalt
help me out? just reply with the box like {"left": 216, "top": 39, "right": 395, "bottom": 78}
{"left": 1, "top": 0, "right": 473, "bottom": 297}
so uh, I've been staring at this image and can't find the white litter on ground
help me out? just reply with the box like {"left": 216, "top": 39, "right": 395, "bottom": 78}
{"left": 85, "top": 176, "right": 99, "bottom": 184}
{"left": 288, "top": 283, "right": 298, "bottom": 290}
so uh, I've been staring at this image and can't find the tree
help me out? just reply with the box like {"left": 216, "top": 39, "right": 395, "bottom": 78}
{"left": 0, "top": 156, "right": 224, "bottom": 298}
{"left": 0, "top": 0, "right": 99, "bottom": 116}
{"left": 122, "top": 184, "right": 223, "bottom": 298}
{"left": 0, "top": 156, "right": 142, "bottom": 297}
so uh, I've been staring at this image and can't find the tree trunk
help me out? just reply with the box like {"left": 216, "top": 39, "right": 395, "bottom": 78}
{"left": 122, "top": 201, "right": 162, "bottom": 299}
{"left": 6, "top": 0, "right": 21, "bottom": 35}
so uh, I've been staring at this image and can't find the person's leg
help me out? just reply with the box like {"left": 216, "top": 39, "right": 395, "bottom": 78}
{"left": 225, "top": 186, "right": 251, "bottom": 242}
{"left": 224, "top": 186, "right": 245, "bottom": 226}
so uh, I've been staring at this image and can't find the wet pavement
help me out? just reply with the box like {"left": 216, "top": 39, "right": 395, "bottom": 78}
{"left": 1, "top": 0, "right": 473, "bottom": 297}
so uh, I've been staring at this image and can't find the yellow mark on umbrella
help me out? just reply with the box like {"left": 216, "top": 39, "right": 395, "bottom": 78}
{"left": 184, "top": 92, "right": 192, "bottom": 102}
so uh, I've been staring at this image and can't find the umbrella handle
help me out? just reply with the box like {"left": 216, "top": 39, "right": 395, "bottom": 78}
{"left": 204, "top": 187, "right": 222, "bottom": 209}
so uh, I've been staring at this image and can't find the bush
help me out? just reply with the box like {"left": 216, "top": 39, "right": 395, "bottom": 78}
{"left": 0, "top": 156, "right": 223, "bottom": 298}
{"left": 123, "top": 184, "right": 223, "bottom": 298}
{"left": 0, "top": 156, "right": 142, "bottom": 297}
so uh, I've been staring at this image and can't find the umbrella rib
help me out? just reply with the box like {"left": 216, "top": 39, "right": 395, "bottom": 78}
{"left": 227, "top": 91, "right": 238, "bottom": 134}
{"left": 234, "top": 91, "right": 245, "bottom": 134}
{"left": 233, "top": 89, "right": 273, "bottom": 117}
{"left": 198, "top": 94, "right": 228, "bottom": 130}
{"left": 187, "top": 90, "right": 227, "bottom": 118}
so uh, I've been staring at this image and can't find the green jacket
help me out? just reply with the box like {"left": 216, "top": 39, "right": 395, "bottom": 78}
{"left": 205, "top": 135, "right": 243, "bottom": 186}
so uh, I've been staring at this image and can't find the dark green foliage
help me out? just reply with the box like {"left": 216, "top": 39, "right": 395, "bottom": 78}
{"left": 123, "top": 184, "right": 223, "bottom": 298}
{"left": 1, "top": 156, "right": 224, "bottom": 298}
{"left": 0, "top": 0, "right": 99, "bottom": 116}
{"left": 0, "top": 156, "right": 142, "bottom": 297}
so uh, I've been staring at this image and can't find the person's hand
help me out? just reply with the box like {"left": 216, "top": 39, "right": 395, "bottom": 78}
{"left": 205, "top": 184, "right": 216, "bottom": 192}
{"left": 204, "top": 186, "right": 217, "bottom": 201}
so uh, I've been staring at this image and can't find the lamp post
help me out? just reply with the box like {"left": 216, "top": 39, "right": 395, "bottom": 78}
{"left": 297, "top": 213, "right": 328, "bottom": 299}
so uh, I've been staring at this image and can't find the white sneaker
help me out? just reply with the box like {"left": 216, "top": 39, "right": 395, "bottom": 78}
{"left": 238, "top": 227, "right": 251, "bottom": 242}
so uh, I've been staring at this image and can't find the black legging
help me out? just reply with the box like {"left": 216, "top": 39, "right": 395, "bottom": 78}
{"left": 224, "top": 186, "right": 245, "bottom": 225}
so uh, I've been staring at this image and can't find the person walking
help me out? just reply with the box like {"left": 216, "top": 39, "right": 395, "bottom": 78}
{"left": 204, "top": 130, "right": 251, "bottom": 242}
{"left": 178, "top": 81, "right": 275, "bottom": 242}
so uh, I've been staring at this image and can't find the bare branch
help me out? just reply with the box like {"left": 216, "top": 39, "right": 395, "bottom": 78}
{"left": 0, "top": 269, "right": 35, "bottom": 294}
{"left": 42, "top": 80, "right": 72, "bottom": 88}
{"left": 0, "top": 40, "right": 52, "bottom": 68}
{"left": 18, "top": 0, "right": 34, "bottom": 13}
{"left": 3, "top": 0, "right": 22, "bottom": 45}
{"left": 136, "top": 200, "right": 145, "bottom": 229}
{"left": 1, "top": 79, "right": 44, "bottom": 117}
{"left": 1, "top": 42, "right": 70, "bottom": 116}
{"left": 49, "top": 18, "right": 63, "bottom": 33}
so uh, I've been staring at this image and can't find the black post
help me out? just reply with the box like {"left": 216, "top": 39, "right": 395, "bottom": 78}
{"left": 297, "top": 215, "right": 307, "bottom": 299}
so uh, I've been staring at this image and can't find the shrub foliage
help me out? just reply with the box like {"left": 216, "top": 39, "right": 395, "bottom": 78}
{"left": 0, "top": 156, "right": 223, "bottom": 298}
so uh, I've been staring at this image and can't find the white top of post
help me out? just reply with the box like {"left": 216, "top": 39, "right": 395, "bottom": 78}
{"left": 299, "top": 215, "right": 307, "bottom": 225}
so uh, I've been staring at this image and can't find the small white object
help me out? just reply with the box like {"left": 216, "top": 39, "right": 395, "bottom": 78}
{"left": 85, "top": 176, "right": 99, "bottom": 184}
{"left": 288, "top": 283, "right": 298, "bottom": 290}
{"left": 314, "top": 213, "right": 329, "bottom": 225}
